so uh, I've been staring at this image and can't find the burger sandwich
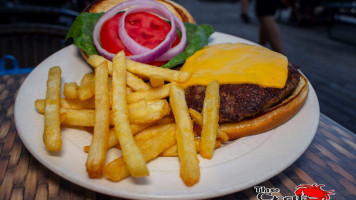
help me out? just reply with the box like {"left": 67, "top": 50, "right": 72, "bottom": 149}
{"left": 66, "top": 0, "right": 309, "bottom": 140}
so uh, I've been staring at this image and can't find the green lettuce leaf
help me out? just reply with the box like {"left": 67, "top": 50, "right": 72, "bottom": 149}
{"left": 161, "top": 23, "right": 214, "bottom": 69}
{"left": 66, "top": 12, "right": 104, "bottom": 56}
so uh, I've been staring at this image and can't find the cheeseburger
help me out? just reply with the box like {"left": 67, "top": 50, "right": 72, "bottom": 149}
{"left": 69, "top": 0, "right": 308, "bottom": 140}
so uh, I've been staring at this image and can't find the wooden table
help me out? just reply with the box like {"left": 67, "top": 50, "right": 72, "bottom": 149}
{"left": 1, "top": 74, "right": 355, "bottom": 199}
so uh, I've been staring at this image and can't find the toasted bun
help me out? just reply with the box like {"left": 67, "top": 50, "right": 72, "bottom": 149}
{"left": 84, "top": 0, "right": 195, "bottom": 23}
{"left": 220, "top": 74, "right": 309, "bottom": 140}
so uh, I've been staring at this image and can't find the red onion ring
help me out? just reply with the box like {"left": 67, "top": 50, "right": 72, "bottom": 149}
{"left": 155, "top": 14, "right": 187, "bottom": 61}
{"left": 92, "top": 0, "right": 187, "bottom": 63}
{"left": 93, "top": 0, "right": 156, "bottom": 60}
{"left": 118, "top": 5, "right": 176, "bottom": 63}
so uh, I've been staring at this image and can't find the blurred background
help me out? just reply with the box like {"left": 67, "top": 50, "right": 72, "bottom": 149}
{"left": 0, "top": 0, "right": 355, "bottom": 133}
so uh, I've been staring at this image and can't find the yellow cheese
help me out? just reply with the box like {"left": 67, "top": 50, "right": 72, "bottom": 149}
{"left": 180, "top": 43, "right": 288, "bottom": 89}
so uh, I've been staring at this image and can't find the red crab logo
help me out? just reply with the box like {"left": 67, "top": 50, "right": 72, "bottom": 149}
{"left": 294, "top": 184, "right": 334, "bottom": 200}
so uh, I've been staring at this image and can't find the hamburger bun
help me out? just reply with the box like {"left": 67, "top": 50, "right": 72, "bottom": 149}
{"left": 85, "top": 0, "right": 195, "bottom": 23}
{"left": 220, "top": 73, "right": 309, "bottom": 140}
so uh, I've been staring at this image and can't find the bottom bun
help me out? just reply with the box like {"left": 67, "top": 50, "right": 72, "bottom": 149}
{"left": 220, "top": 74, "right": 309, "bottom": 140}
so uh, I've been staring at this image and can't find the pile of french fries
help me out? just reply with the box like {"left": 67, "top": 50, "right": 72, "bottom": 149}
{"left": 37, "top": 51, "right": 229, "bottom": 186}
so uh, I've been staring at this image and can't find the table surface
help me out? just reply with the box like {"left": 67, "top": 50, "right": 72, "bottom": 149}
{"left": 1, "top": 73, "right": 355, "bottom": 200}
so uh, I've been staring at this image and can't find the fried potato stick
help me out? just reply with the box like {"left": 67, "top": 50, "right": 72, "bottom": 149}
{"left": 112, "top": 51, "right": 148, "bottom": 177}
{"left": 200, "top": 80, "right": 220, "bottom": 159}
{"left": 78, "top": 72, "right": 95, "bottom": 101}
{"left": 126, "top": 71, "right": 152, "bottom": 91}
{"left": 169, "top": 82, "right": 200, "bottom": 186}
{"left": 104, "top": 124, "right": 176, "bottom": 182}
{"left": 87, "top": 54, "right": 151, "bottom": 91}
{"left": 35, "top": 98, "right": 95, "bottom": 111}
{"left": 126, "top": 83, "right": 171, "bottom": 104}
{"left": 83, "top": 123, "right": 152, "bottom": 153}
{"left": 63, "top": 82, "right": 78, "bottom": 99}
{"left": 160, "top": 138, "right": 222, "bottom": 157}
{"left": 149, "top": 74, "right": 165, "bottom": 88}
{"left": 128, "top": 99, "right": 171, "bottom": 124}
{"left": 37, "top": 101, "right": 170, "bottom": 127}
{"left": 126, "top": 59, "right": 191, "bottom": 83}
{"left": 189, "top": 109, "right": 229, "bottom": 142}
{"left": 37, "top": 81, "right": 158, "bottom": 112}
{"left": 86, "top": 61, "right": 110, "bottom": 178}
{"left": 43, "top": 66, "right": 62, "bottom": 151}
{"left": 60, "top": 108, "right": 95, "bottom": 127}
{"left": 88, "top": 54, "right": 113, "bottom": 74}
{"left": 133, "top": 123, "right": 175, "bottom": 146}
{"left": 152, "top": 116, "right": 175, "bottom": 126}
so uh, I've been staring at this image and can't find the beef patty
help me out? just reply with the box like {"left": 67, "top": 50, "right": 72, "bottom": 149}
{"left": 185, "top": 63, "right": 301, "bottom": 123}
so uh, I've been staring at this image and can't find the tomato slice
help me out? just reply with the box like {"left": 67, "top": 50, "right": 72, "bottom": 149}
{"left": 100, "top": 13, "right": 132, "bottom": 55}
{"left": 100, "top": 12, "right": 180, "bottom": 60}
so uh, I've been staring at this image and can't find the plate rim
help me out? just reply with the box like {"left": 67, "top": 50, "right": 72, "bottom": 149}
{"left": 14, "top": 32, "right": 320, "bottom": 199}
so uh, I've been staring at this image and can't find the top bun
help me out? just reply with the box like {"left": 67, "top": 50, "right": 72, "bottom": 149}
{"left": 84, "top": 0, "right": 195, "bottom": 23}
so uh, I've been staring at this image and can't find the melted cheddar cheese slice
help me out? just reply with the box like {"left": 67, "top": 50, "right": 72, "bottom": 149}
{"left": 180, "top": 43, "right": 288, "bottom": 89}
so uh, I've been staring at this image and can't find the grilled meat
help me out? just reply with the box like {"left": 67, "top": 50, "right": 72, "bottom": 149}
{"left": 185, "top": 63, "right": 300, "bottom": 123}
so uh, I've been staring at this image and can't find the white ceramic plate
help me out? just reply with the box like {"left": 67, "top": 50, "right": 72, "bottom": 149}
{"left": 14, "top": 32, "right": 319, "bottom": 199}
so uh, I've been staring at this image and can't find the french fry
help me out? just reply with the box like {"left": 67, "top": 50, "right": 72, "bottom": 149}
{"left": 59, "top": 113, "right": 66, "bottom": 123}
{"left": 126, "top": 59, "right": 191, "bottom": 83}
{"left": 84, "top": 123, "right": 153, "bottom": 153}
{"left": 108, "top": 78, "right": 113, "bottom": 104}
{"left": 60, "top": 98, "right": 95, "bottom": 109}
{"left": 63, "top": 82, "right": 78, "bottom": 99}
{"left": 78, "top": 72, "right": 95, "bottom": 101}
{"left": 126, "top": 71, "right": 152, "bottom": 91}
{"left": 189, "top": 108, "right": 229, "bottom": 142}
{"left": 160, "top": 138, "right": 222, "bottom": 157}
{"left": 84, "top": 118, "right": 173, "bottom": 152}
{"left": 133, "top": 123, "right": 175, "bottom": 146}
{"left": 88, "top": 54, "right": 113, "bottom": 74}
{"left": 108, "top": 78, "right": 133, "bottom": 107}
{"left": 126, "top": 87, "right": 134, "bottom": 94}
{"left": 150, "top": 74, "right": 164, "bottom": 88}
{"left": 83, "top": 145, "right": 90, "bottom": 153}
{"left": 58, "top": 108, "right": 95, "bottom": 127}
{"left": 58, "top": 100, "right": 170, "bottom": 127}
{"left": 35, "top": 98, "right": 95, "bottom": 112}
{"left": 200, "top": 80, "right": 220, "bottom": 159}
{"left": 169, "top": 82, "right": 200, "bottom": 186}
{"left": 36, "top": 99, "right": 170, "bottom": 127}
{"left": 35, "top": 99, "right": 44, "bottom": 113}
{"left": 153, "top": 116, "right": 175, "bottom": 126}
{"left": 86, "top": 61, "right": 110, "bottom": 178}
{"left": 128, "top": 99, "right": 171, "bottom": 124}
{"left": 109, "top": 123, "right": 155, "bottom": 149}
{"left": 126, "top": 83, "right": 171, "bottom": 104}
{"left": 43, "top": 66, "right": 62, "bottom": 151}
{"left": 87, "top": 54, "right": 152, "bottom": 91}
{"left": 112, "top": 84, "right": 132, "bottom": 106}
{"left": 94, "top": 123, "right": 175, "bottom": 152}
{"left": 112, "top": 51, "right": 148, "bottom": 177}
{"left": 36, "top": 83, "right": 139, "bottom": 112}
{"left": 104, "top": 124, "right": 176, "bottom": 182}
